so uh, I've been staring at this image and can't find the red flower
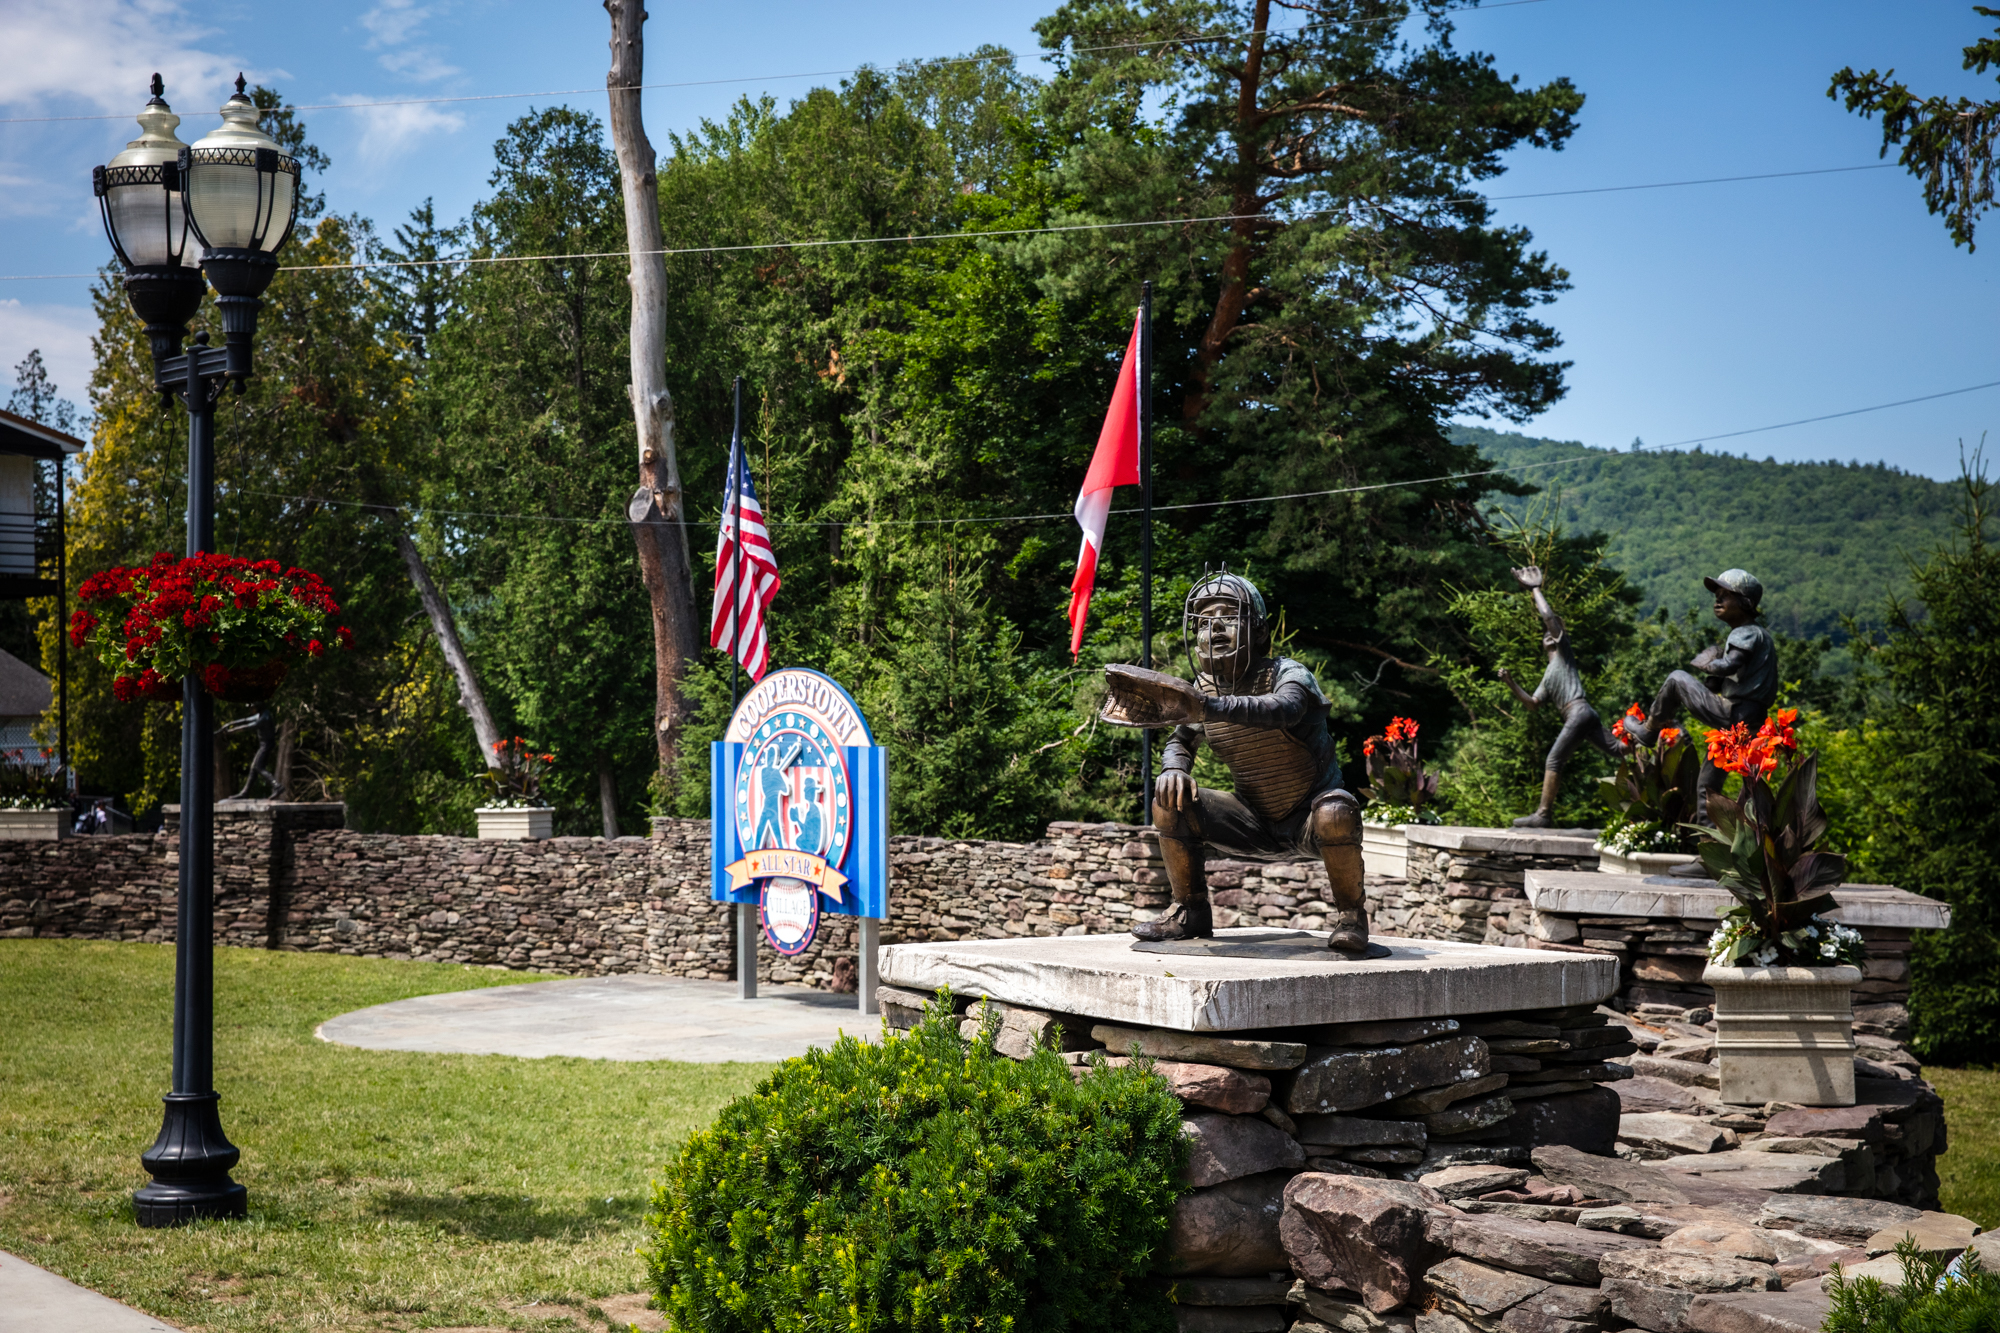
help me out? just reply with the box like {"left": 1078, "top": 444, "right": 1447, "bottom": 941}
{"left": 1363, "top": 738, "right": 1376, "bottom": 756}
{"left": 1625, "top": 702, "right": 1647, "bottom": 722}
{"left": 1658, "top": 727, "right": 1682, "bottom": 747}
{"left": 307, "top": 639, "right": 324, "bottom": 657}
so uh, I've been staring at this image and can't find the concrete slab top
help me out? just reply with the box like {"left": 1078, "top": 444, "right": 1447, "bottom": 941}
{"left": 1403, "top": 824, "right": 1602, "bottom": 857}
{"left": 1523, "top": 872, "right": 1951, "bottom": 930}
{"left": 316, "top": 974, "right": 880, "bottom": 1063}
{"left": 879, "top": 928, "right": 1620, "bottom": 1033}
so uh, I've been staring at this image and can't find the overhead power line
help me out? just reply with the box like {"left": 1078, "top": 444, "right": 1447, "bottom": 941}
{"left": 232, "top": 374, "right": 2000, "bottom": 532}
{"left": 0, "top": 0, "right": 1562, "bottom": 126}
{"left": 0, "top": 162, "right": 1900, "bottom": 284}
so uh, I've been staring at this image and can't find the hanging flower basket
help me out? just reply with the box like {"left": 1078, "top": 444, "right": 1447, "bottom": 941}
{"left": 69, "top": 552, "right": 353, "bottom": 704}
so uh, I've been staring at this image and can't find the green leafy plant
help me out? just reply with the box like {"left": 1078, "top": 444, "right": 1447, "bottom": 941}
{"left": 1696, "top": 711, "right": 1862, "bottom": 967}
{"left": 643, "top": 994, "right": 1187, "bottom": 1333}
{"left": 474, "top": 737, "right": 554, "bottom": 809}
{"left": 1598, "top": 706, "right": 1700, "bottom": 853}
{"left": 0, "top": 747, "right": 64, "bottom": 811}
{"left": 1363, "top": 717, "right": 1440, "bottom": 824}
{"left": 1825, "top": 1236, "right": 2000, "bottom": 1333}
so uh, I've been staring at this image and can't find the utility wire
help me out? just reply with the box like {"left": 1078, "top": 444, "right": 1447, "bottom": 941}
{"left": 0, "top": 162, "right": 1901, "bottom": 283}
{"left": 231, "top": 373, "right": 2000, "bottom": 532}
{"left": 0, "top": 0, "right": 1561, "bottom": 126}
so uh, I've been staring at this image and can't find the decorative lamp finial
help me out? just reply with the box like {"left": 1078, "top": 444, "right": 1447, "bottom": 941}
{"left": 149, "top": 73, "right": 165, "bottom": 100}
{"left": 234, "top": 73, "right": 247, "bottom": 95}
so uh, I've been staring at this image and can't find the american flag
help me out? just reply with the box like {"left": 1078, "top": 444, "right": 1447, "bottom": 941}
{"left": 710, "top": 430, "right": 781, "bottom": 679}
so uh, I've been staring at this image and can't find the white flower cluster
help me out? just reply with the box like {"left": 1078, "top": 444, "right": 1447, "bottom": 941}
{"left": 1604, "top": 820, "right": 1678, "bottom": 855}
{"left": 1706, "top": 912, "right": 1867, "bottom": 967}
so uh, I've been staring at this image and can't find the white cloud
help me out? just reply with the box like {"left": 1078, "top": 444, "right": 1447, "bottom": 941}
{"left": 361, "top": 0, "right": 432, "bottom": 49}
{"left": 0, "top": 300, "right": 98, "bottom": 421}
{"left": 334, "top": 97, "right": 466, "bottom": 171}
{"left": 0, "top": 0, "right": 256, "bottom": 118}
{"left": 360, "top": 0, "right": 459, "bottom": 84}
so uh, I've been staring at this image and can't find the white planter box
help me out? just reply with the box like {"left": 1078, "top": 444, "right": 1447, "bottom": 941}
{"left": 1704, "top": 962, "right": 1861, "bottom": 1107}
{"left": 1361, "top": 821, "right": 1408, "bottom": 879}
{"left": 1593, "top": 841, "right": 1686, "bottom": 876}
{"left": 0, "top": 809, "right": 67, "bottom": 840}
{"left": 475, "top": 806, "right": 553, "bottom": 840}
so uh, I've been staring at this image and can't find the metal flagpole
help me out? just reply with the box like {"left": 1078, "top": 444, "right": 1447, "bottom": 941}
{"left": 1138, "top": 282, "right": 1154, "bottom": 826}
{"left": 728, "top": 375, "right": 757, "bottom": 1000}
{"left": 730, "top": 375, "right": 744, "bottom": 711}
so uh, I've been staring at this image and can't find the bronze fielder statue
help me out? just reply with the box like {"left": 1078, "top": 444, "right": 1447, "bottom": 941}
{"left": 1496, "top": 565, "right": 1622, "bottom": 828}
{"left": 1101, "top": 571, "right": 1369, "bottom": 953}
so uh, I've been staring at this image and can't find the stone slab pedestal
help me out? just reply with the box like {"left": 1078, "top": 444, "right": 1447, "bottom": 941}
{"left": 1521, "top": 872, "right": 1952, "bottom": 929}
{"left": 879, "top": 927, "right": 1620, "bottom": 1032}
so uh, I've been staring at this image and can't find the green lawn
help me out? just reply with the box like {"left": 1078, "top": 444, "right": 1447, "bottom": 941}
{"left": 0, "top": 939, "right": 769, "bottom": 1332}
{"left": 1934, "top": 1065, "right": 2000, "bottom": 1230}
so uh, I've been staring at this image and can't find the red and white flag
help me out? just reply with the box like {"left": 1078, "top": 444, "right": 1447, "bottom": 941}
{"left": 1067, "top": 311, "right": 1142, "bottom": 658}
{"left": 711, "top": 433, "right": 781, "bottom": 679}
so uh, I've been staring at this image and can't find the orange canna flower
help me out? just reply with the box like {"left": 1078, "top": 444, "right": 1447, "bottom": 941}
{"left": 1625, "top": 703, "right": 1647, "bottom": 722}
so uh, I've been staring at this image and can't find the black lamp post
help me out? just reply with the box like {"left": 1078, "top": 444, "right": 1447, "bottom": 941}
{"left": 94, "top": 74, "right": 300, "bottom": 1228}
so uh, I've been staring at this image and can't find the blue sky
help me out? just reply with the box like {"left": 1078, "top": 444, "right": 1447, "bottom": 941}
{"left": 1, "top": 0, "right": 1994, "bottom": 480}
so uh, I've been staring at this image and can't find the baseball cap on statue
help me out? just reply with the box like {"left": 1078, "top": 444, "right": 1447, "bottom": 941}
{"left": 1703, "top": 568, "right": 1763, "bottom": 607}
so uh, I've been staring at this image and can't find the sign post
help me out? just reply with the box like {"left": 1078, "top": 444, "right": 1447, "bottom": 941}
{"left": 711, "top": 668, "right": 890, "bottom": 1013}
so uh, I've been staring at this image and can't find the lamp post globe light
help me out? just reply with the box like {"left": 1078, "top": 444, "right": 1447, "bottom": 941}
{"left": 93, "top": 74, "right": 299, "bottom": 1228}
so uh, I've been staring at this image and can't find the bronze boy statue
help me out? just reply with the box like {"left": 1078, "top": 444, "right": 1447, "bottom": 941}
{"left": 1496, "top": 565, "right": 1622, "bottom": 828}
{"left": 1622, "top": 568, "right": 1778, "bottom": 826}
{"left": 1102, "top": 571, "right": 1370, "bottom": 953}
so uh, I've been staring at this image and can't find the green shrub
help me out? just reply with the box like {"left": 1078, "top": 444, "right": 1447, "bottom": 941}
{"left": 1823, "top": 1239, "right": 2000, "bottom": 1332}
{"left": 643, "top": 997, "right": 1188, "bottom": 1333}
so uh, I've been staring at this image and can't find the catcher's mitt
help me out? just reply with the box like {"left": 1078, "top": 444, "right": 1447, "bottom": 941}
{"left": 1100, "top": 664, "right": 1203, "bottom": 727}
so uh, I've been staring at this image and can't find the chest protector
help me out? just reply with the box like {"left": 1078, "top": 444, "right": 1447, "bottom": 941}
{"left": 1200, "top": 660, "right": 1328, "bottom": 820}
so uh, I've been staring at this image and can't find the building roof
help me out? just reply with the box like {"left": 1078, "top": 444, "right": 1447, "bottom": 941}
{"left": 0, "top": 408, "right": 85, "bottom": 461}
{"left": 0, "top": 647, "right": 51, "bottom": 718}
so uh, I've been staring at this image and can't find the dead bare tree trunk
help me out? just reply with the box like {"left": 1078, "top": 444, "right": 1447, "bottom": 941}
{"left": 389, "top": 517, "right": 503, "bottom": 769}
{"left": 606, "top": 0, "right": 700, "bottom": 787}
{"left": 597, "top": 759, "right": 620, "bottom": 838}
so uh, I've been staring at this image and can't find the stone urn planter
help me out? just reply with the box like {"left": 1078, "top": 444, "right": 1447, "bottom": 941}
{"left": 1361, "top": 821, "right": 1407, "bottom": 878}
{"left": 1593, "top": 841, "right": 1684, "bottom": 876}
{"left": 475, "top": 806, "right": 553, "bottom": 840}
{"left": 1704, "top": 962, "right": 1861, "bottom": 1107}
{"left": 0, "top": 809, "right": 67, "bottom": 840}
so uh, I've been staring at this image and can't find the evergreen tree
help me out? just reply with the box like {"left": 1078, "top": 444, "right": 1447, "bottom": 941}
{"left": 424, "top": 107, "right": 655, "bottom": 835}
{"left": 1016, "top": 0, "right": 1583, "bottom": 747}
{"left": 1830, "top": 6, "right": 2000, "bottom": 249}
{"left": 1853, "top": 456, "right": 2000, "bottom": 1063}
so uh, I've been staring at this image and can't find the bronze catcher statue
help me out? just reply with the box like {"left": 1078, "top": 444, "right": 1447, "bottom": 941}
{"left": 1100, "top": 571, "right": 1369, "bottom": 953}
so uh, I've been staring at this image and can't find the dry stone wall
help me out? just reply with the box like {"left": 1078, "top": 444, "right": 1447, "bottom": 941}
{"left": 888, "top": 989, "right": 1960, "bottom": 1333}
{"left": 1, "top": 809, "right": 1927, "bottom": 1017}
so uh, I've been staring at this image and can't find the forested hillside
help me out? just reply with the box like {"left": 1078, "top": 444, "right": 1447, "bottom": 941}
{"left": 1454, "top": 425, "right": 1964, "bottom": 637}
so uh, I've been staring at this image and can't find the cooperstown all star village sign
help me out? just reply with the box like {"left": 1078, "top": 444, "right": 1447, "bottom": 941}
{"left": 711, "top": 668, "right": 889, "bottom": 954}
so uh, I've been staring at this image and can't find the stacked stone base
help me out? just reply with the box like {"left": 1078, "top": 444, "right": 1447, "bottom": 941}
{"left": 880, "top": 974, "right": 1960, "bottom": 1333}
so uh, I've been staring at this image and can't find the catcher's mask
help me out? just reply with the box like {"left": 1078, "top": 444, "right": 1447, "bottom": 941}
{"left": 1182, "top": 567, "right": 1268, "bottom": 687}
